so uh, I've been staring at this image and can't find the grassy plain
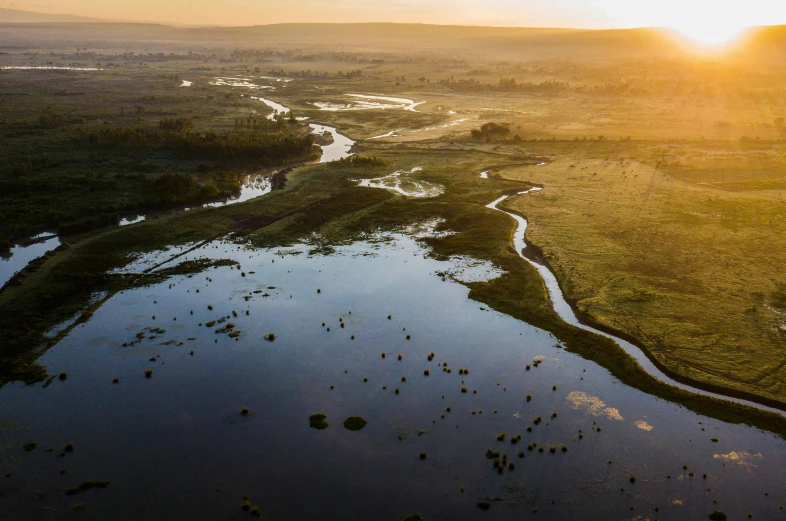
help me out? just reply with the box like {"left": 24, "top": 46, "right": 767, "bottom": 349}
{"left": 499, "top": 153, "right": 786, "bottom": 404}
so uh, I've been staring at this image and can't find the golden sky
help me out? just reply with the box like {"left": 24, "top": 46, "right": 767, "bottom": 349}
{"left": 4, "top": 0, "right": 785, "bottom": 42}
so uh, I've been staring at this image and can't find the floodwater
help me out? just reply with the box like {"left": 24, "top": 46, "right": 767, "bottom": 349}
{"left": 0, "top": 105, "right": 352, "bottom": 285}
{"left": 358, "top": 167, "right": 443, "bottom": 198}
{"left": 0, "top": 175, "right": 274, "bottom": 287}
{"left": 311, "top": 123, "right": 355, "bottom": 163}
{"left": 0, "top": 234, "right": 60, "bottom": 287}
{"left": 0, "top": 66, "right": 102, "bottom": 71}
{"left": 314, "top": 94, "right": 424, "bottom": 112}
{"left": 368, "top": 118, "right": 471, "bottom": 140}
{"left": 0, "top": 227, "right": 784, "bottom": 521}
{"left": 210, "top": 78, "right": 274, "bottom": 90}
{"left": 119, "top": 216, "right": 146, "bottom": 227}
{"left": 202, "top": 175, "right": 273, "bottom": 209}
{"left": 368, "top": 130, "right": 402, "bottom": 140}
{"left": 248, "top": 96, "right": 291, "bottom": 120}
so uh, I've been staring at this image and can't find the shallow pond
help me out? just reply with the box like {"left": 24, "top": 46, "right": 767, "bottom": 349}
{"left": 358, "top": 167, "right": 443, "bottom": 198}
{"left": 1, "top": 227, "right": 784, "bottom": 521}
{"left": 314, "top": 94, "right": 424, "bottom": 112}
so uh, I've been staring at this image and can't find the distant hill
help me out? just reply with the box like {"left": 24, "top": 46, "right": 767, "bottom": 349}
{"left": 0, "top": 14, "right": 784, "bottom": 60}
{"left": 0, "top": 8, "right": 107, "bottom": 23}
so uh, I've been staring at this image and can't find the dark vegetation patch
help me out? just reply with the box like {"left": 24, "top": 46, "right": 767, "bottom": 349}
{"left": 64, "top": 480, "right": 110, "bottom": 496}
{"left": 0, "top": 72, "right": 319, "bottom": 244}
{"left": 343, "top": 416, "right": 367, "bottom": 431}
{"left": 309, "top": 413, "right": 329, "bottom": 430}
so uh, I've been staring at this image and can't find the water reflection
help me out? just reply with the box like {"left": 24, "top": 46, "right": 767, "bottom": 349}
{"left": 0, "top": 231, "right": 783, "bottom": 520}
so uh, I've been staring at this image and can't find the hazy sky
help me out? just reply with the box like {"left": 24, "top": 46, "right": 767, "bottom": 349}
{"left": 5, "top": 0, "right": 786, "bottom": 34}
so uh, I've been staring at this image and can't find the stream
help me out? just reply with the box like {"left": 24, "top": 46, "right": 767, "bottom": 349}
{"left": 489, "top": 189, "right": 786, "bottom": 416}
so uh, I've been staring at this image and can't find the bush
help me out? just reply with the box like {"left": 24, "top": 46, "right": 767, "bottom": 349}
{"left": 328, "top": 155, "right": 388, "bottom": 168}
{"left": 471, "top": 122, "right": 511, "bottom": 140}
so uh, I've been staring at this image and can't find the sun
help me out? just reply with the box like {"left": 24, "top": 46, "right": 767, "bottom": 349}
{"left": 671, "top": 20, "right": 747, "bottom": 47}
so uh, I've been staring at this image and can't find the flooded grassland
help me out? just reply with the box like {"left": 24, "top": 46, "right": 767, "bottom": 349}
{"left": 2, "top": 229, "right": 785, "bottom": 521}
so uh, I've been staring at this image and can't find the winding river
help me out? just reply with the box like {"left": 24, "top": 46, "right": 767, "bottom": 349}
{"left": 489, "top": 189, "right": 786, "bottom": 416}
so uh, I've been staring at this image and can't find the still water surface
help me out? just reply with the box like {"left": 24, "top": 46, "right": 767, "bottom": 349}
{"left": 0, "top": 231, "right": 783, "bottom": 520}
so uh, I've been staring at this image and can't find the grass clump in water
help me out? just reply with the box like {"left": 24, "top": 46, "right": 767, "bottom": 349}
{"left": 309, "top": 413, "right": 329, "bottom": 430}
{"left": 709, "top": 511, "right": 728, "bottom": 521}
{"left": 403, "top": 514, "right": 424, "bottom": 521}
{"left": 343, "top": 416, "right": 367, "bottom": 431}
{"left": 64, "top": 480, "right": 110, "bottom": 495}
{"left": 419, "top": 451, "right": 427, "bottom": 460}
{"left": 263, "top": 333, "right": 275, "bottom": 341}
{"left": 23, "top": 441, "right": 37, "bottom": 452}
{"left": 496, "top": 432, "right": 506, "bottom": 441}
{"left": 144, "top": 369, "right": 153, "bottom": 378}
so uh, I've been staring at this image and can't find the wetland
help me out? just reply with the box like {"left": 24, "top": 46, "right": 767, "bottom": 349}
{"left": 0, "top": 20, "right": 785, "bottom": 521}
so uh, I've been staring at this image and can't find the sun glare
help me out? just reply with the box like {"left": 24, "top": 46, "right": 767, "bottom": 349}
{"left": 671, "top": 20, "right": 747, "bottom": 47}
